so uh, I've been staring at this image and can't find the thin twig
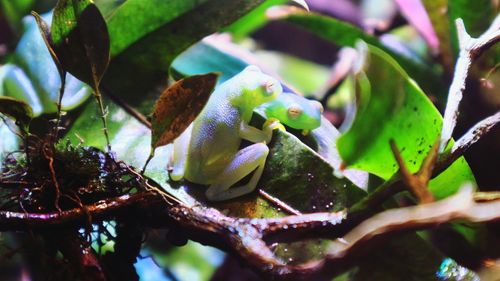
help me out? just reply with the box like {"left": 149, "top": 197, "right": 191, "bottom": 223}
{"left": 440, "top": 15, "right": 500, "bottom": 151}
{"left": 452, "top": 111, "right": 500, "bottom": 157}
{"left": 93, "top": 85, "right": 112, "bottom": 152}
{"left": 258, "top": 189, "right": 302, "bottom": 216}
{"left": 390, "top": 139, "right": 435, "bottom": 204}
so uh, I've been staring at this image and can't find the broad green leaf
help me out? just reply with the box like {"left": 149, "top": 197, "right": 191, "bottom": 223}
{"left": 278, "top": 12, "right": 446, "bottom": 99}
{"left": 337, "top": 44, "right": 475, "bottom": 199}
{"left": 0, "top": 96, "right": 33, "bottom": 131}
{"left": 14, "top": 12, "right": 92, "bottom": 113}
{"left": 102, "top": 0, "right": 270, "bottom": 97}
{"left": 151, "top": 73, "right": 218, "bottom": 149}
{"left": 51, "top": 0, "right": 110, "bottom": 87}
{"left": 224, "top": 0, "right": 288, "bottom": 39}
{"left": 259, "top": 127, "right": 366, "bottom": 212}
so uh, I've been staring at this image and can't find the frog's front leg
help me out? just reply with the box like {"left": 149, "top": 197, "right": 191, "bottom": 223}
{"left": 239, "top": 119, "right": 284, "bottom": 144}
{"left": 205, "top": 142, "right": 269, "bottom": 201}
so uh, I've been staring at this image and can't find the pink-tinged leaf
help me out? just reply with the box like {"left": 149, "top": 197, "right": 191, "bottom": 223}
{"left": 395, "top": 0, "right": 439, "bottom": 53}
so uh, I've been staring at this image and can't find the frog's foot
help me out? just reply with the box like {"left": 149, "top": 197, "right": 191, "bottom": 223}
{"left": 205, "top": 143, "right": 269, "bottom": 201}
{"left": 263, "top": 117, "right": 286, "bottom": 132}
{"left": 261, "top": 118, "right": 285, "bottom": 144}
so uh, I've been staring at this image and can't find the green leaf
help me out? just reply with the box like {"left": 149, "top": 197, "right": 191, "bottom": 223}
{"left": 51, "top": 0, "right": 110, "bottom": 87}
{"left": 151, "top": 73, "right": 218, "bottom": 149}
{"left": 13, "top": 12, "right": 92, "bottom": 113}
{"left": 259, "top": 128, "right": 366, "bottom": 212}
{"left": 102, "top": 0, "right": 269, "bottom": 97}
{"left": 0, "top": 96, "right": 33, "bottom": 131}
{"left": 279, "top": 11, "right": 446, "bottom": 99}
{"left": 93, "top": 0, "right": 126, "bottom": 18}
{"left": 224, "top": 0, "right": 288, "bottom": 39}
{"left": 0, "top": 0, "right": 34, "bottom": 32}
{"left": 337, "top": 43, "right": 474, "bottom": 199}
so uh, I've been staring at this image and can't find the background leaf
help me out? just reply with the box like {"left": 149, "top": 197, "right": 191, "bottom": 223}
{"left": 0, "top": 64, "right": 43, "bottom": 116}
{"left": 102, "top": 0, "right": 272, "bottom": 99}
{"left": 0, "top": 0, "right": 34, "bottom": 32}
{"left": 151, "top": 73, "right": 218, "bottom": 149}
{"left": 337, "top": 44, "right": 475, "bottom": 199}
{"left": 223, "top": 0, "right": 288, "bottom": 39}
{"left": 278, "top": 11, "right": 446, "bottom": 99}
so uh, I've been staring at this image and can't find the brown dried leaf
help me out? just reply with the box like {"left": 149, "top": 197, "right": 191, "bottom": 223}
{"left": 151, "top": 73, "right": 218, "bottom": 148}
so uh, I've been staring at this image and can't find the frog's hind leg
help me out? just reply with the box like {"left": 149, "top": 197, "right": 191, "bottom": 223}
{"left": 168, "top": 124, "right": 192, "bottom": 181}
{"left": 205, "top": 143, "right": 269, "bottom": 201}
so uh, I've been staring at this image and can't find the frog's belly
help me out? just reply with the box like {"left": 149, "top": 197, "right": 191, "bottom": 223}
{"left": 184, "top": 122, "right": 241, "bottom": 184}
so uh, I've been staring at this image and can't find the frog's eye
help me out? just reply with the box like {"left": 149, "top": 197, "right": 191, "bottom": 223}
{"left": 287, "top": 106, "right": 302, "bottom": 119}
{"left": 262, "top": 80, "right": 276, "bottom": 95}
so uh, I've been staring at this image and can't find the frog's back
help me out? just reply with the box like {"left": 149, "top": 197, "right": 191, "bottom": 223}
{"left": 182, "top": 65, "right": 283, "bottom": 184}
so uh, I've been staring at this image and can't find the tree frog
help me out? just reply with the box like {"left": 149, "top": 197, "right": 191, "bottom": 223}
{"left": 259, "top": 92, "right": 323, "bottom": 135}
{"left": 169, "top": 66, "right": 283, "bottom": 201}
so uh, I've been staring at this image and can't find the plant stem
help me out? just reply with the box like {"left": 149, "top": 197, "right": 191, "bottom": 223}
{"left": 93, "top": 84, "right": 111, "bottom": 152}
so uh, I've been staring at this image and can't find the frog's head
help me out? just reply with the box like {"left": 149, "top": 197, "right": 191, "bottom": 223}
{"left": 235, "top": 65, "right": 282, "bottom": 109}
{"left": 263, "top": 92, "right": 323, "bottom": 130}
